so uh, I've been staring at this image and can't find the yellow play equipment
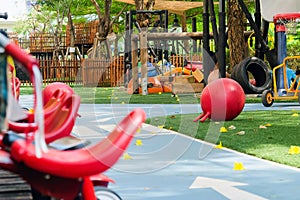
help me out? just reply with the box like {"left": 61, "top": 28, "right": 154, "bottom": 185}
{"left": 262, "top": 55, "right": 300, "bottom": 106}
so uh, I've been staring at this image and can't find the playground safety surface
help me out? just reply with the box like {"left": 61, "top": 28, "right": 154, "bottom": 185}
{"left": 16, "top": 97, "right": 300, "bottom": 199}
{"left": 74, "top": 102, "right": 300, "bottom": 200}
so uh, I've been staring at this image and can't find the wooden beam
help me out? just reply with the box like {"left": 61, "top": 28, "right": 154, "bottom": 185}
{"left": 132, "top": 31, "right": 252, "bottom": 41}
{"left": 131, "top": 36, "right": 139, "bottom": 93}
{"left": 140, "top": 31, "right": 148, "bottom": 95}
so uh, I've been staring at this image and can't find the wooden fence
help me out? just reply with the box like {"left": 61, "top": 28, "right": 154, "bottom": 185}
{"left": 81, "top": 56, "right": 124, "bottom": 87}
{"left": 18, "top": 54, "right": 202, "bottom": 86}
{"left": 18, "top": 55, "right": 125, "bottom": 87}
{"left": 40, "top": 58, "right": 82, "bottom": 84}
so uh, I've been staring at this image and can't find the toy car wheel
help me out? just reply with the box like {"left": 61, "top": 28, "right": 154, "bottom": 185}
{"left": 31, "top": 188, "right": 51, "bottom": 200}
{"left": 94, "top": 186, "right": 122, "bottom": 200}
{"left": 262, "top": 90, "right": 274, "bottom": 107}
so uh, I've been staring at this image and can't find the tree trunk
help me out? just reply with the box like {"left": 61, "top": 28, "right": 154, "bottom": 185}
{"left": 90, "top": 0, "right": 111, "bottom": 41}
{"left": 54, "top": 12, "right": 62, "bottom": 49}
{"left": 89, "top": 0, "right": 112, "bottom": 59}
{"left": 67, "top": 9, "right": 75, "bottom": 48}
{"left": 54, "top": 5, "right": 67, "bottom": 51}
{"left": 227, "top": 0, "right": 248, "bottom": 72}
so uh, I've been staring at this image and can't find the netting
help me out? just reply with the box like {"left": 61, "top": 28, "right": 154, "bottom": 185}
{"left": 283, "top": 19, "right": 298, "bottom": 35}
{"left": 274, "top": 13, "right": 300, "bottom": 35}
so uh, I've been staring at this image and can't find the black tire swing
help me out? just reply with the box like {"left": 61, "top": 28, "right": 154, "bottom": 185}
{"left": 231, "top": 57, "right": 272, "bottom": 94}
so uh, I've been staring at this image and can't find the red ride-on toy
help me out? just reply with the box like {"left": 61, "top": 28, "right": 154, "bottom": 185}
{"left": 0, "top": 13, "right": 146, "bottom": 200}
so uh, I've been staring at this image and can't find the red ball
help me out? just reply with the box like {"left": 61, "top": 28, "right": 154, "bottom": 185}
{"left": 194, "top": 78, "right": 245, "bottom": 122}
{"left": 43, "top": 82, "right": 74, "bottom": 104}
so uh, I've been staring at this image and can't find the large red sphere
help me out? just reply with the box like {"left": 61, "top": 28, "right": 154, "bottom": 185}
{"left": 194, "top": 78, "right": 245, "bottom": 122}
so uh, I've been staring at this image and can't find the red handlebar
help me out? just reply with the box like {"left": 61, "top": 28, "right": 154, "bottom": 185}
{"left": 0, "top": 33, "right": 38, "bottom": 75}
{"left": 10, "top": 108, "right": 146, "bottom": 178}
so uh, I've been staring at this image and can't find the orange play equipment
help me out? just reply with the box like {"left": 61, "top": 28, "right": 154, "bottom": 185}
{"left": 127, "top": 77, "right": 164, "bottom": 94}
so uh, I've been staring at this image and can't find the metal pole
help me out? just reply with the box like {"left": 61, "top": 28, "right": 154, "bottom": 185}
{"left": 276, "top": 24, "right": 287, "bottom": 95}
{"left": 192, "top": 17, "right": 197, "bottom": 53}
{"left": 203, "top": 0, "right": 209, "bottom": 52}
{"left": 164, "top": 10, "right": 169, "bottom": 60}
{"left": 124, "top": 11, "right": 133, "bottom": 87}
{"left": 218, "top": 0, "right": 226, "bottom": 78}
{"left": 254, "top": 0, "right": 263, "bottom": 59}
{"left": 202, "top": 0, "right": 211, "bottom": 83}
{"left": 208, "top": 0, "right": 219, "bottom": 49}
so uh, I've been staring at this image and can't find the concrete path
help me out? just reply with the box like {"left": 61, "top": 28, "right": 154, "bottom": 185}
{"left": 18, "top": 95, "right": 300, "bottom": 200}
{"left": 73, "top": 103, "right": 300, "bottom": 200}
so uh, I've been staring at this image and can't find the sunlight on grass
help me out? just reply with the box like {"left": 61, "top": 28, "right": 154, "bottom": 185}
{"left": 146, "top": 110, "right": 300, "bottom": 168}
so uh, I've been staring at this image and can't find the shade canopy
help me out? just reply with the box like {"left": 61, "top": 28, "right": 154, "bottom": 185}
{"left": 115, "top": 0, "right": 204, "bottom": 16}
{"left": 259, "top": 0, "right": 300, "bottom": 22}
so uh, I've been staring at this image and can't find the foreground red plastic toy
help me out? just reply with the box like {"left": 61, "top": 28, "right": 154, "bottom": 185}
{"left": 0, "top": 30, "right": 146, "bottom": 199}
{"left": 8, "top": 87, "right": 80, "bottom": 143}
{"left": 1, "top": 108, "right": 145, "bottom": 199}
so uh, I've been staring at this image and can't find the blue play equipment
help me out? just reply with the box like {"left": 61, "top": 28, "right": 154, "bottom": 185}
{"left": 261, "top": 13, "right": 300, "bottom": 107}
{"left": 138, "top": 62, "right": 159, "bottom": 77}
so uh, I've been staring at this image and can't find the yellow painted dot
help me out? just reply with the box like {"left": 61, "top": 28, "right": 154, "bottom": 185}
{"left": 123, "top": 152, "right": 132, "bottom": 160}
{"left": 233, "top": 162, "right": 245, "bottom": 170}
{"left": 135, "top": 139, "right": 143, "bottom": 146}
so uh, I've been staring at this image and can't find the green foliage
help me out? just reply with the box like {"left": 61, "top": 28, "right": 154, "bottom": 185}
{"left": 14, "top": 5, "right": 56, "bottom": 35}
{"left": 287, "top": 24, "right": 300, "bottom": 57}
{"left": 110, "top": 2, "right": 133, "bottom": 33}
{"left": 14, "top": 0, "right": 131, "bottom": 37}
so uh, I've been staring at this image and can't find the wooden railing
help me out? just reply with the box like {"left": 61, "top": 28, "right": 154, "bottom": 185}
{"left": 17, "top": 54, "right": 203, "bottom": 87}
{"left": 66, "top": 21, "right": 98, "bottom": 46}
{"left": 29, "top": 34, "right": 67, "bottom": 53}
{"left": 18, "top": 56, "right": 124, "bottom": 87}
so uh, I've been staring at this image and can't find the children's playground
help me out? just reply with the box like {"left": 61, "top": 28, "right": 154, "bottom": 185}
{"left": 0, "top": 0, "right": 300, "bottom": 199}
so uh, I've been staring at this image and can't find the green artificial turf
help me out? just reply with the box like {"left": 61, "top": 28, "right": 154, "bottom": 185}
{"left": 146, "top": 110, "right": 300, "bottom": 168}
{"left": 21, "top": 85, "right": 300, "bottom": 167}
{"left": 21, "top": 86, "right": 200, "bottom": 104}
{"left": 21, "top": 86, "right": 266, "bottom": 104}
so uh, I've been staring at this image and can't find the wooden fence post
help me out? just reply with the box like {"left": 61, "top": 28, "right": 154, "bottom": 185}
{"left": 140, "top": 31, "right": 148, "bottom": 95}
{"left": 131, "top": 35, "right": 139, "bottom": 93}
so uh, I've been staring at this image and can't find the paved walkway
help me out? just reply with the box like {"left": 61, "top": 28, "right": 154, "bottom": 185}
{"left": 74, "top": 103, "right": 300, "bottom": 200}
{"left": 19, "top": 95, "right": 300, "bottom": 200}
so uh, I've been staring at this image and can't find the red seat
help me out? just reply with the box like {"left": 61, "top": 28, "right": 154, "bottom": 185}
{"left": 26, "top": 88, "right": 70, "bottom": 123}
{"left": 43, "top": 94, "right": 80, "bottom": 143}
{"left": 10, "top": 108, "right": 146, "bottom": 178}
{"left": 8, "top": 94, "right": 80, "bottom": 143}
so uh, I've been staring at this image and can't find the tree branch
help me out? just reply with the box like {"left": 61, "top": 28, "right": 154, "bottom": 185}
{"left": 110, "top": 4, "right": 128, "bottom": 27}
{"left": 90, "top": 0, "right": 103, "bottom": 20}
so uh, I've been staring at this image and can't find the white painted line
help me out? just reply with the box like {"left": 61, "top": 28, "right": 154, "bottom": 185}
{"left": 190, "top": 176, "right": 268, "bottom": 200}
